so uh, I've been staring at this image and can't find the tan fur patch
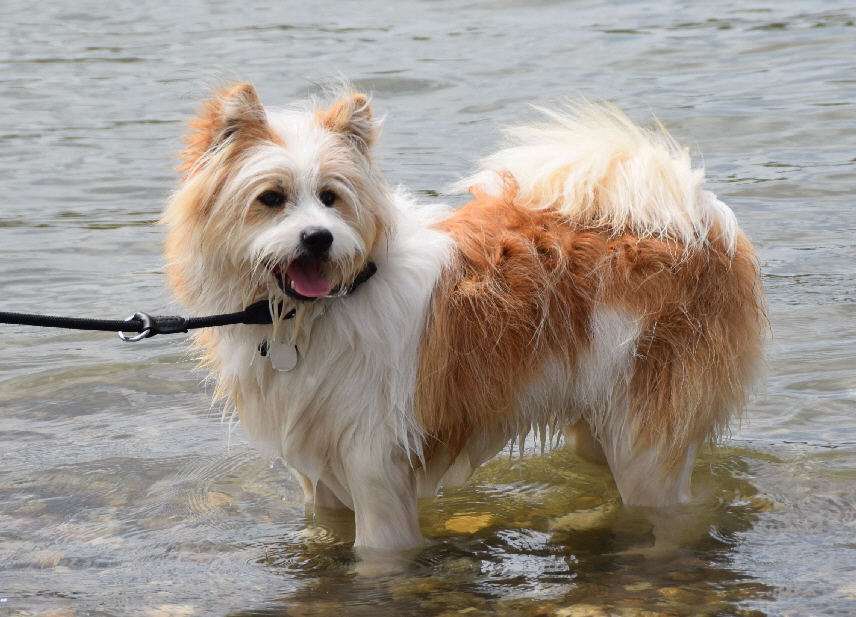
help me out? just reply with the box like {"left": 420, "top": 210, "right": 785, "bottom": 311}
{"left": 178, "top": 82, "right": 282, "bottom": 177}
{"left": 315, "top": 93, "right": 376, "bottom": 152}
{"left": 164, "top": 83, "right": 285, "bottom": 308}
{"left": 416, "top": 185, "right": 765, "bottom": 467}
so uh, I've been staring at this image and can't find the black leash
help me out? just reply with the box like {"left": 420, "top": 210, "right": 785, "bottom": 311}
{"left": 0, "top": 261, "right": 377, "bottom": 342}
{"left": 0, "top": 300, "right": 278, "bottom": 342}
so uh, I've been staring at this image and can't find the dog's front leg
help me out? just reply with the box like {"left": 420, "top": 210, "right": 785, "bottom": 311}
{"left": 290, "top": 467, "right": 352, "bottom": 510}
{"left": 345, "top": 450, "right": 422, "bottom": 551}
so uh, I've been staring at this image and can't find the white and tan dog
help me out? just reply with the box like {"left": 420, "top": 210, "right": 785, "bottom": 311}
{"left": 162, "top": 83, "right": 765, "bottom": 551}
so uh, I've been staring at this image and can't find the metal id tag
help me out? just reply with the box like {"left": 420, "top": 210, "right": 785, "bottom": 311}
{"left": 269, "top": 340, "right": 299, "bottom": 371}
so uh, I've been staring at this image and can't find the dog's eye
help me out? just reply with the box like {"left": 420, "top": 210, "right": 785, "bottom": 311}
{"left": 257, "top": 190, "right": 286, "bottom": 208}
{"left": 318, "top": 190, "right": 337, "bottom": 207}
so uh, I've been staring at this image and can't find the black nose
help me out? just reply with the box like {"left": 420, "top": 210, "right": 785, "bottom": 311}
{"left": 300, "top": 227, "right": 333, "bottom": 255}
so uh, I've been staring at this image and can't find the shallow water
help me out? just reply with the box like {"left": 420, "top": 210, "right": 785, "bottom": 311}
{"left": 1, "top": 0, "right": 855, "bottom": 615}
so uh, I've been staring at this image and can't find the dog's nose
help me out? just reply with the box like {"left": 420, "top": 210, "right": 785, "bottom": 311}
{"left": 300, "top": 227, "right": 334, "bottom": 255}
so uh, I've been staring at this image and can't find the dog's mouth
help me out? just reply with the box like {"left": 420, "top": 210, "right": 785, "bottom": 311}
{"left": 270, "top": 257, "right": 332, "bottom": 301}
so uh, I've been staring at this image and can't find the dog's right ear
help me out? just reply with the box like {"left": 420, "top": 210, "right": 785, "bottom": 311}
{"left": 179, "top": 82, "right": 270, "bottom": 175}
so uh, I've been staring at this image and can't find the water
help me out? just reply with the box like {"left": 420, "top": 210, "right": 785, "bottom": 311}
{"left": 1, "top": 0, "right": 855, "bottom": 614}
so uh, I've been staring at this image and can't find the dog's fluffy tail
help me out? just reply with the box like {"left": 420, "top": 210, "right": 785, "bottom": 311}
{"left": 453, "top": 100, "right": 738, "bottom": 253}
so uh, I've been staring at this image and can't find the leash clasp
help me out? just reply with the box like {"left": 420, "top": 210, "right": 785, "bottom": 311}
{"left": 119, "top": 312, "right": 154, "bottom": 342}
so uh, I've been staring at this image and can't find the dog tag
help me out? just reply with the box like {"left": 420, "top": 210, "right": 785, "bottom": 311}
{"left": 269, "top": 340, "right": 299, "bottom": 371}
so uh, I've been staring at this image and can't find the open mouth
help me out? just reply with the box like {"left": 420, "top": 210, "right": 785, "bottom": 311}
{"left": 270, "top": 257, "right": 332, "bottom": 301}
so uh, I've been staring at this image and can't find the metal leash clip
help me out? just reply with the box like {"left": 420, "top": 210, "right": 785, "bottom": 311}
{"left": 119, "top": 312, "right": 154, "bottom": 342}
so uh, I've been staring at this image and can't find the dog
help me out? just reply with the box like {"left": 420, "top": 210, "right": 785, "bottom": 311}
{"left": 162, "top": 82, "right": 766, "bottom": 551}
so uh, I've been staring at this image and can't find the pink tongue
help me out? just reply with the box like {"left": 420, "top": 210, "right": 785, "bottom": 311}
{"left": 286, "top": 260, "right": 331, "bottom": 298}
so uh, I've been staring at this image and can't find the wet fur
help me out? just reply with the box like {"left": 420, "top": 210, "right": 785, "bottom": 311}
{"left": 162, "top": 83, "right": 766, "bottom": 550}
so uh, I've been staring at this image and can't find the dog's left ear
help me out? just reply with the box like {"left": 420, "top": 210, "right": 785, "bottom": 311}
{"left": 318, "top": 93, "right": 377, "bottom": 154}
{"left": 180, "top": 82, "right": 270, "bottom": 175}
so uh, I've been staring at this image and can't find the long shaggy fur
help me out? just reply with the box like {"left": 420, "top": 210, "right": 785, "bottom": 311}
{"left": 454, "top": 101, "right": 739, "bottom": 253}
{"left": 162, "top": 83, "right": 766, "bottom": 551}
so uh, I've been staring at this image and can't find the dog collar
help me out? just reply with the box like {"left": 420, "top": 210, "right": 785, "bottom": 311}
{"left": 258, "top": 260, "right": 377, "bottom": 362}
{"left": 324, "top": 260, "right": 377, "bottom": 298}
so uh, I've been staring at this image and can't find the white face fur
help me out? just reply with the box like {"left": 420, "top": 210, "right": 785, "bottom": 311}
{"left": 164, "top": 87, "right": 393, "bottom": 315}
{"left": 238, "top": 118, "right": 381, "bottom": 302}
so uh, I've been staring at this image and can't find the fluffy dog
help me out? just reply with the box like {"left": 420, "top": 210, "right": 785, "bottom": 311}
{"left": 162, "top": 83, "right": 765, "bottom": 551}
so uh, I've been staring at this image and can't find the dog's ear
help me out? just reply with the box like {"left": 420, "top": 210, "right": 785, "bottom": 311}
{"left": 179, "top": 82, "right": 269, "bottom": 175}
{"left": 317, "top": 93, "right": 377, "bottom": 154}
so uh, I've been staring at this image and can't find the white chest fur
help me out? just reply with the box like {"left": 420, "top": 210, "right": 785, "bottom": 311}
{"left": 215, "top": 197, "right": 454, "bottom": 498}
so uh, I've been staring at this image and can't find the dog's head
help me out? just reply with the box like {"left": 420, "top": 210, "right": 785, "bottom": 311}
{"left": 163, "top": 82, "right": 393, "bottom": 314}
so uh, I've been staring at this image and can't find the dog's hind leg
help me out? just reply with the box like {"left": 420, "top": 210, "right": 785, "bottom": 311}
{"left": 599, "top": 415, "right": 701, "bottom": 507}
{"left": 612, "top": 442, "right": 700, "bottom": 507}
{"left": 565, "top": 409, "right": 699, "bottom": 505}
{"left": 564, "top": 418, "right": 608, "bottom": 465}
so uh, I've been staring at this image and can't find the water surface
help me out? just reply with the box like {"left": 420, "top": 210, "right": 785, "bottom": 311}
{"left": 1, "top": 1, "right": 855, "bottom": 615}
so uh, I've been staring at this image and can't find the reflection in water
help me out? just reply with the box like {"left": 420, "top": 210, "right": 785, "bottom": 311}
{"left": 240, "top": 448, "right": 773, "bottom": 616}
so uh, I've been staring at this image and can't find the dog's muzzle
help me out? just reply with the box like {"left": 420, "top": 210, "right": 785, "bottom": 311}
{"left": 266, "top": 227, "right": 334, "bottom": 301}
